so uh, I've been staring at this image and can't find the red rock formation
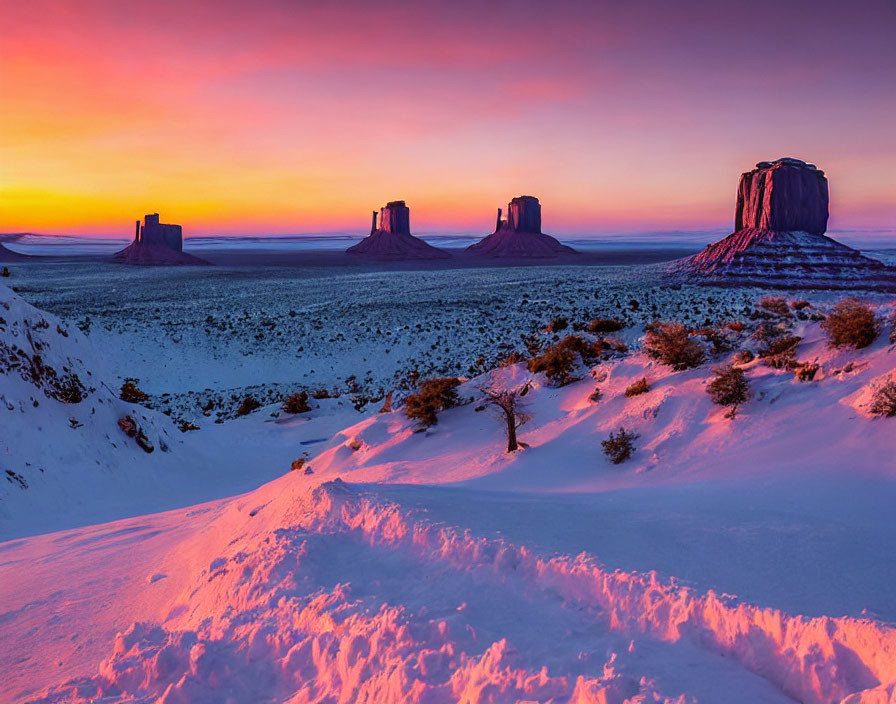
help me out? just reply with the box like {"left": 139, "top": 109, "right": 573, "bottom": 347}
{"left": 735, "top": 158, "right": 828, "bottom": 235}
{"left": 682, "top": 158, "right": 896, "bottom": 290}
{"left": 113, "top": 214, "right": 209, "bottom": 266}
{"left": 347, "top": 201, "right": 450, "bottom": 259}
{"left": 466, "top": 196, "right": 576, "bottom": 258}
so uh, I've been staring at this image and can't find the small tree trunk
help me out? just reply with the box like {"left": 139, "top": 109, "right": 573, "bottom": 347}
{"left": 505, "top": 411, "right": 518, "bottom": 452}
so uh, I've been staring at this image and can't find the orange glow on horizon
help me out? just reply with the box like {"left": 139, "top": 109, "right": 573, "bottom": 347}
{"left": 1, "top": 0, "right": 894, "bottom": 237}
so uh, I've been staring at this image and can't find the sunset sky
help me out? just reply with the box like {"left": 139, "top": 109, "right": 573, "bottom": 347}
{"left": 1, "top": 0, "right": 894, "bottom": 237}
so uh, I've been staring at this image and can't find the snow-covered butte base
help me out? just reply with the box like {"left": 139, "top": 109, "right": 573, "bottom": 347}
{"left": 346, "top": 230, "right": 451, "bottom": 259}
{"left": 112, "top": 241, "right": 210, "bottom": 266}
{"left": 465, "top": 229, "right": 577, "bottom": 258}
{"left": 677, "top": 228, "right": 896, "bottom": 290}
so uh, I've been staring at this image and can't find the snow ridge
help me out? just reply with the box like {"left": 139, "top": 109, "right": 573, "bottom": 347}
{"left": 37, "top": 480, "right": 896, "bottom": 704}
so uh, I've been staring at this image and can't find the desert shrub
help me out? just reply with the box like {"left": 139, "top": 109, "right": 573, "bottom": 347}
{"left": 498, "top": 350, "right": 526, "bottom": 367}
{"left": 758, "top": 296, "right": 791, "bottom": 316}
{"left": 795, "top": 362, "right": 819, "bottom": 382}
{"left": 869, "top": 381, "right": 896, "bottom": 417}
{"left": 404, "top": 377, "right": 461, "bottom": 426}
{"left": 643, "top": 322, "right": 705, "bottom": 370}
{"left": 527, "top": 335, "right": 606, "bottom": 386}
{"left": 624, "top": 377, "right": 650, "bottom": 397}
{"left": 236, "top": 395, "right": 262, "bottom": 416}
{"left": 54, "top": 375, "right": 85, "bottom": 404}
{"left": 758, "top": 335, "right": 801, "bottom": 369}
{"left": 601, "top": 427, "right": 640, "bottom": 464}
{"left": 587, "top": 318, "right": 625, "bottom": 334}
{"left": 282, "top": 391, "right": 311, "bottom": 414}
{"left": 545, "top": 316, "right": 568, "bottom": 333}
{"left": 733, "top": 349, "right": 754, "bottom": 364}
{"left": 821, "top": 299, "right": 878, "bottom": 349}
{"left": 604, "top": 337, "right": 628, "bottom": 353}
{"left": 707, "top": 364, "right": 749, "bottom": 417}
{"left": 589, "top": 387, "right": 602, "bottom": 402}
{"left": 752, "top": 322, "right": 788, "bottom": 345}
{"left": 120, "top": 379, "right": 149, "bottom": 403}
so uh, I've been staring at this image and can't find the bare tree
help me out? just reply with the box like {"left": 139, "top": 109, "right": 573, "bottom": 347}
{"left": 480, "top": 380, "right": 532, "bottom": 452}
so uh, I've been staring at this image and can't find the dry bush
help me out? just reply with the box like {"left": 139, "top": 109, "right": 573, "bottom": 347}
{"left": 707, "top": 364, "right": 749, "bottom": 417}
{"left": 498, "top": 350, "right": 526, "bottom": 367}
{"left": 821, "top": 299, "right": 878, "bottom": 349}
{"left": 601, "top": 427, "right": 640, "bottom": 464}
{"left": 404, "top": 377, "right": 462, "bottom": 426}
{"left": 587, "top": 318, "right": 625, "bottom": 334}
{"left": 545, "top": 316, "right": 569, "bottom": 333}
{"left": 120, "top": 379, "right": 149, "bottom": 404}
{"left": 758, "top": 335, "right": 802, "bottom": 369}
{"left": 480, "top": 381, "right": 531, "bottom": 452}
{"left": 643, "top": 322, "right": 705, "bottom": 370}
{"left": 758, "top": 296, "right": 791, "bottom": 316}
{"left": 236, "top": 395, "right": 262, "bottom": 416}
{"left": 733, "top": 349, "right": 754, "bottom": 364}
{"left": 624, "top": 377, "right": 650, "bottom": 397}
{"left": 527, "top": 335, "right": 606, "bottom": 386}
{"left": 282, "top": 391, "right": 311, "bottom": 414}
{"left": 795, "top": 362, "right": 819, "bottom": 382}
{"left": 869, "top": 380, "right": 896, "bottom": 417}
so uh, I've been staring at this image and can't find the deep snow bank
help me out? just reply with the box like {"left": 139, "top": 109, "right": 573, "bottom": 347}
{"left": 29, "top": 479, "right": 896, "bottom": 704}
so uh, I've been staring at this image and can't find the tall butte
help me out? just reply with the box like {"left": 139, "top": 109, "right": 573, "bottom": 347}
{"left": 682, "top": 158, "right": 896, "bottom": 289}
{"left": 346, "top": 201, "right": 449, "bottom": 259}
{"left": 113, "top": 213, "right": 209, "bottom": 266}
{"left": 466, "top": 196, "right": 575, "bottom": 257}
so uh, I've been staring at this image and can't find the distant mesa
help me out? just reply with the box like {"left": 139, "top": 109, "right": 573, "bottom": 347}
{"left": 680, "top": 158, "right": 896, "bottom": 289}
{"left": 0, "top": 241, "right": 27, "bottom": 261}
{"left": 346, "top": 201, "right": 450, "bottom": 259}
{"left": 466, "top": 196, "right": 576, "bottom": 258}
{"left": 113, "top": 214, "right": 209, "bottom": 266}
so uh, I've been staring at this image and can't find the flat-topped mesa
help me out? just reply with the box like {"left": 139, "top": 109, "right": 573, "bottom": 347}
{"left": 735, "top": 158, "right": 828, "bottom": 235}
{"left": 346, "top": 201, "right": 450, "bottom": 259}
{"left": 138, "top": 213, "right": 184, "bottom": 251}
{"left": 378, "top": 201, "right": 411, "bottom": 236}
{"left": 113, "top": 213, "right": 209, "bottom": 266}
{"left": 679, "top": 158, "right": 896, "bottom": 290}
{"left": 466, "top": 195, "right": 576, "bottom": 258}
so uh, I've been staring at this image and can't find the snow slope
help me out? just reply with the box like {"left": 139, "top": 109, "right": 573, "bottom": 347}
{"left": 0, "top": 284, "right": 362, "bottom": 538}
{"left": 2, "top": 290, "right": 896, "bottom": 703}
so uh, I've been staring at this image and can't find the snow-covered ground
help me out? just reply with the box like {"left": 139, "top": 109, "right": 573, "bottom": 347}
{"left": 2, "top": 266, "right": 896, "bottom": 703}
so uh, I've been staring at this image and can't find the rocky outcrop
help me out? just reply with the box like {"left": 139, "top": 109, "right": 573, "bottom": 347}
{"left": 679, "top": 159, "right": 896, "bottom": 290}
{"left": 346, "top": 201, "right": 450, "bottom": 259}
{"left": 113, "top": 214, "right": 209, "bottom": 266}
{"left": 466, "top": 196, "right": 576, "bottom": 258}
